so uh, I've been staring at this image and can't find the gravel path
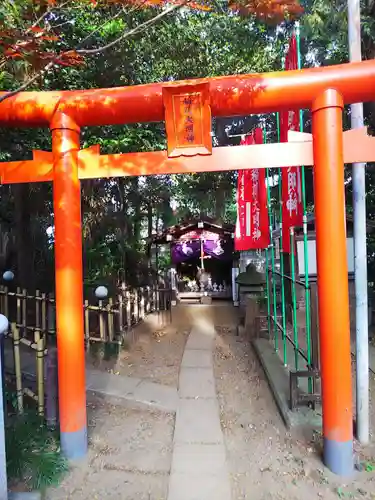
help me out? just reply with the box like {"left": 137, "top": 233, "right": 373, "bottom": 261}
{"left": 47, "top": 393, "right": 175, "bottom": 500}
{"left": 87, "top": 320, "right": 189, "bottom": 388}
{"left": 45, "top": 305, "right": 375, "bottom": 499}
{"left": 214, "top": 325, "right": 375, "bottom": 500}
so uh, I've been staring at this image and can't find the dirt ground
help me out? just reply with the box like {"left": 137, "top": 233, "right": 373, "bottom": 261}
{"left": 214, "top": 325, "right": 375, "bottom": 500}
{"left": 85, "top": 304, "right": 238, "bottom": 388}
{"left": 47, "top": 393, "right": 175, "bottom": 500}
{"left": 45, "top": 304, "right": 375, "bottom": 499}
{"left": 87, "top": 313, "right": 189, "bottom": 387}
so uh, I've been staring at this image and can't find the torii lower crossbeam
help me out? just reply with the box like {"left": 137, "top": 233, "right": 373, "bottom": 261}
{"left": 1, "top": 127, "right": 374, "bottom": 184}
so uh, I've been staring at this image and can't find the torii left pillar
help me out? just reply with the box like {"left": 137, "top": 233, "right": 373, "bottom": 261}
{"left": 51, "top": 112, "right": 87, "bottom": 459}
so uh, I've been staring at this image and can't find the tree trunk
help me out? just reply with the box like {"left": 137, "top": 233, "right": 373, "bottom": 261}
{"left": 148, "top": 203, "right": 153, "bottom": 238}
{"left": 13, "top": 184, "right": 35, "bottom": 290}
{"left": 161, "top": 197, "right": 173, "bottom": 229}
{"left": 147, "top": 203, "right": 153, "bottom": 267}
{"left": 133, "top": 195, "right": 141, "bottom": 246}
{"left": 214, "top": 184, "right": 225, "bottom": 225}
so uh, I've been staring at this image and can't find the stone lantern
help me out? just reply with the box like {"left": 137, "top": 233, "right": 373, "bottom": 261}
{"left": 235, "top": 263, "right": 266, "bottom": 309}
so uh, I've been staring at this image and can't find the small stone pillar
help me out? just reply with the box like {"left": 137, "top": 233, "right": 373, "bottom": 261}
{"left": 232, "top": 266, "right": 239, "bottom": 306}
{"left": 168, "top": 267, "right": 177, "bottom": 306}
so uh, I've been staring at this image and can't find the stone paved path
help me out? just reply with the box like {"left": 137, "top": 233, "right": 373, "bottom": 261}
{"left": 4, "top": 343, "right": 179, "bottom": 413}
{"left": 86, "top": 368, "right": 178, "bottom": 413}
{"left": 167, "top": 323, "right": 232, "bottom": 500}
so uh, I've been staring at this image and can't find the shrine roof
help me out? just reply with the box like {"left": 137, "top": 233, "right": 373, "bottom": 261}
{"left": 150, "top": 217, "right": 235, "bottom": 245}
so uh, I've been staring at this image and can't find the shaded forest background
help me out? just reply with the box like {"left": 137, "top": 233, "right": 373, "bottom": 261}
{"left": 1, "top": 0, "right": 375, "bottom": 292}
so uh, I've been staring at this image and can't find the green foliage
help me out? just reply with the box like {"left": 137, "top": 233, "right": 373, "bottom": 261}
{"left": 22, "top": 4, "right": 282, "bottom": 288}
{"left": 299, "top": 0, "right": 375, "bottom": 278}
{"left": 157, "top": 247, "right": 172, "bottom": 272}
{"left": 6, "top": 409, "right": 68, "bottom": 491}
{"left": 2, "top": 0, "right": 375, "bottom": 289}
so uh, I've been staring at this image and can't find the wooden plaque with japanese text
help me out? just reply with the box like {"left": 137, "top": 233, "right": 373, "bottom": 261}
{"left": 162, "top": 83, "right": 212, "bottom": 158}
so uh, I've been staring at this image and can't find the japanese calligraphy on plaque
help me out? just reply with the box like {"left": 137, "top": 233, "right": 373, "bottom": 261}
{"left": 162, "top": 83, "right": 212, "bottom": 158}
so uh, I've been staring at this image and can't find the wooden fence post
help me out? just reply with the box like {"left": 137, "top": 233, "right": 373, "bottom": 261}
{"left": 22, "top": 288, "right": 27, "bottom": 337}
{"left": 84, "top": 300, "right": 90, "bottom": 349}
{"left": 108, "top": 298, "right": 114, "bottom": 342}
{"left": 34, "top": 328, "right": 45, "bottom": 416}
{"left": 99, "top": 300, "right": 106, "bottom": 342}
{"left": 45, "top": 346, "right": 58, "bottom": 428}
{"left": 126, "top": 291, "right": 131, "bottom": 330}
{"left": 5, "top": 287, "right": 8, "bottom": 318}
{"left": 140, "top": 288, "right": 145, "bottom": 319}
{"left": 16, "top": 287, "right": 21, "bottom": 329}
{"left": 12, "top": 325, "right": 24, "bottom": 414}
{"left": 41, "top": 292, "right": 47, "bottom": 334}
{"left": 152, "top": 286, "right": 157, "bottom": 312}
{"left": 133, "top": 289, "right": 139, "bottom": 323}
{"left": 1, "top": 287, "right": 8, "bottom": 318}
{"left": 156, "top": 286, "right": 160, "bottom": 312}
{"left": 146, "top": 286, "right": 151, "bottom": 314}
{"left": 35, "top": 290, "right": 41, "bottom": 333}
{"left": 118, "top": 293, "right": 124, "bottom": 334}
{"left": 47, "top": 293, "right": 56, "bottom": 335}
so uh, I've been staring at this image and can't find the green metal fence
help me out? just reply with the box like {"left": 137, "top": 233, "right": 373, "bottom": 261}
{"left": 264, "top": 220, "right": 319, "bottom": 403}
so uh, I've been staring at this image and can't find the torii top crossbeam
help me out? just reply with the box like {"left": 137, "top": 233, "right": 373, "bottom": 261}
{"left": 1, "top": 59, "right": 375, "bottom": 127}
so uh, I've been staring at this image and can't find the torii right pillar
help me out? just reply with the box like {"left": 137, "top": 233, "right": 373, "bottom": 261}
{"left": 312, "top": 89, "right": 353, "bottom": 476}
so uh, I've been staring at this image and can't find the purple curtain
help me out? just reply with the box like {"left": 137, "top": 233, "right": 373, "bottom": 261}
{"left": 172, "top": 239, "right": 233, "bottom": 263}
{"left": 203, "top": 240, "right": 232, "bottom": 260}
{"left": 171, "top": 241, "right": 201, "bottom": 263}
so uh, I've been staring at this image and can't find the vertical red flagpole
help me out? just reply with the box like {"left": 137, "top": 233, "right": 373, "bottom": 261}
{"left": 280, "top": 34, "right": 303, "bottom": 253}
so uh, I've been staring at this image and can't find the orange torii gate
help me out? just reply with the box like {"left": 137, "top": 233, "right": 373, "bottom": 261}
{"left": 2, "top": 59, "right": 375, "bottom": 475}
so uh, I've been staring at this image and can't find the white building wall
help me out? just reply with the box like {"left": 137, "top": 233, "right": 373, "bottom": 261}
{"left": 296, "top": 237, "right": 354, "bottom": 277}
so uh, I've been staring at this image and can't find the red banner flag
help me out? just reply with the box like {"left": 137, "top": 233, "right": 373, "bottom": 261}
{"left": 235, "top": 128, "right": 269, "bottom": 251}
{"left": 280, "top": 34, "right": 303, "bottom": 253}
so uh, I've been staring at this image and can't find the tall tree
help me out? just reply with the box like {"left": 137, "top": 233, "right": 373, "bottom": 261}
{"left": 0, "top": 0, "right": 303, "bottom": 98}
{"left": 0, "top": 0, "right": 303, "bottom": 288}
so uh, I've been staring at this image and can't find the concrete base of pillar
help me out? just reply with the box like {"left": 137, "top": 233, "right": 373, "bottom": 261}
{"left": 9, "top": 493, "right": 42, "bottom": 500}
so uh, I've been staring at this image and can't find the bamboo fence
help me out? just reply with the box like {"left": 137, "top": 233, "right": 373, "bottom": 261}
{"left": 0, "top": 285, "right": 171, "bottom": 419}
